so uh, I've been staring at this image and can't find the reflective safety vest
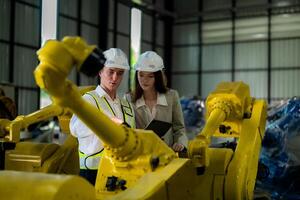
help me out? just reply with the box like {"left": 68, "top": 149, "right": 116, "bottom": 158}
{"left": 79, "top": 91, "right": 135, "bottom": 170}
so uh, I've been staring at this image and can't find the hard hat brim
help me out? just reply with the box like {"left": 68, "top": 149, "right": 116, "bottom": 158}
{"left": 104, "top": 64, "right": 130, "bottom": 70}
{"left": 135, "top": 66, "right": 164, "bottom": 72}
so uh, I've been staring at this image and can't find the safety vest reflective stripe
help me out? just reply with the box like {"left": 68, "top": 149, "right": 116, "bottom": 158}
{"left": 79, "top": 149, "right": 104, "bottom": 170}
{"left": 79, "top": 91, "right": 135, "bottom": 170}
{"left": 87, "top": 91, "right": 135, "bottom": 128}
{"left": 120, "top": 98, "right": 135, "bottom": 128}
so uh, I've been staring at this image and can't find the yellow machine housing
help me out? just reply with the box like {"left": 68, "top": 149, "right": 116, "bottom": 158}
{"left": 0, "top": 37, "right": 267, "bottom": 200}
{"left": 0, "top": 86, "right": 94, "bottom": 174}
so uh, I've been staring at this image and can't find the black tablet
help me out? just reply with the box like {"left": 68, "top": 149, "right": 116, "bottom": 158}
{"left": 145, "top": 119, "right": 172, "bottom": 138}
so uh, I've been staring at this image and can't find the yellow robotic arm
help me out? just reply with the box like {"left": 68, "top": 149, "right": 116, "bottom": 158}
{"left": 188, "top": 82, "right": 252, "bottom": 169}
{"left": 0, "top": 85, "right": 94, "bottom": 173}
{"left": 188, "top": 82, "right": 267, "bottom": 199}
{"left": 0, "top": 85, "right": 95, "bottom": 142}
{"left": 0, "top": 37, "right": 267, "bottom": 200}
{"left": 33, "top": 37, "right": 177, "bottom": 199}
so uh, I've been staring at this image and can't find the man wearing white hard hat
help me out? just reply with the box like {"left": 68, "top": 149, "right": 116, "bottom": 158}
{"left": 130, "top": 51, "right": 188, "bottom": 153}
{"left": 70, "top": 48, "right": 135, "bottom": 185}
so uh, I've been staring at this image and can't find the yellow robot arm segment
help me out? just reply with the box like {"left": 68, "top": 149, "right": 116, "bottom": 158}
{"left": 225, "top": 99, "right": 267, "bottom": 200}
{"left": 32, "top": 37, "right": 267, "bottom": 200}
{"left": 34, "top": 37, "right": 177, "bottom": 198}
{"left": 34, "top": 37, "right": 126, "bottom": 147}
{"left": 0, "top": 86, "right": 94, "bottom": 142}
{"left": 188, "top": 82, "right": 252, "bottom": 169}
{"left": 0, "top": 104, "right": 63, "bottom": 142}
{"left": 0, "top": 171, "right": 95, "bottom": 200}
{"left": 34, "top": 36, "right": 175, "bottom": 159}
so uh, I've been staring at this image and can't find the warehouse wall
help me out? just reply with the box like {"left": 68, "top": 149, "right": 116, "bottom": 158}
{"left": 0, "top": 0, "right": 40, "bottom": 115}
{"left": 58, "top": 0, "right": 102, "bottom": 87}
{"left": 172, "top": 0, "right": 300, "bottom": 102}
{"left": 0, "top": 0, "right": 169, "bottom": 115}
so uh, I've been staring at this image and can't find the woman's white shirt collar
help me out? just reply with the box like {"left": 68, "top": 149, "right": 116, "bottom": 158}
{"left": 136, "top": 92, "right": 168, "bottom": 108}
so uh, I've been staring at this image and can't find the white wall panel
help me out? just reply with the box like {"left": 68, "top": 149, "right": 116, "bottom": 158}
{"left": 172, "top": 47, "right": 199, "bottom": 71}
{"left": 107, "top": 32, "right": 114, "bottom": 48}
{"left": 203, "top": 0, "right": 232, "bottom": 10}
{"left": 0, "top": 44, "right": 9, "bottom": 82}
{"left": 15, "top": 3, "right": 40, "bottom": 47}
{"left": 81, "top": 24, "right": 99, "bottom": 44}
{"left": 117, "top": 35, "right": 130, "bottom": 56}
{"left": 271, "top": 70, "right": 300, "bottom": 98}
{"left": 58, "top": 18, "right": 77, "bottom": 39}
{"left": 13, "top": 47, "right": 37, "bottom": 87}
{"left": 235, "top": 41, "right": 268, "bottom": 69}
{"left": 236, "top": 0, "right": 268, "bottom": 6}
{"left": 59, "top": 0, "right": 78, "bottom": 17}
{"left": 173, "top": 23, "right": 199, "bottom": 45}
{"left": 18, "top": 89, "right": 38, "bottom": 115}
{"left": 0, "top": 0, "right": 10, "bottom": 40}
{"left": 172, "top": 74, "right": 198, "bottom": 97}
{"left": 21, "top": 0, "right": 40, "bottom": 6}
{"left": 82, "top": 0, "right": 99, "bottom": 24}
{"left": 272, "top": 39, "right": 300, "bottom": 68}
{"left": 108, "top": 0, "right": 114, "bottom": 30}
{"left": 156, "top": 20, "right": 164, "bottom": 46}
{"left": 272, "top": 14, "right": 300, "bottom": 39}
{"left": 142, "top": 14, "right": 152, "bottom": 42}
{"left": 235, "top": 71, "right": 268, "bottom": 98}
{"left": 202, "top": 20, "right": 232, "bottom": 44}
{"left": 117, "top": 3, "right": 130, "bottom": 34}
{"left": 174, "top": 0, "right": 198, "bottom": 15}
{"left": 235, "top": 17, "right": 268, "bottom": 41}
{"left": 41, "top": 0, "right": 57, "bottom": 46}
{"left": 202, "top": 44, "right": 232, "bottom": 70}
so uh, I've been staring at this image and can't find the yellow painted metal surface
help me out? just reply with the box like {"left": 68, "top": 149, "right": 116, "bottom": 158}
{"left": 0, "top": 37, "right": 268, "bottom": 200}
{"left": 104, "top": 148, "right": 233, "bottom": 200}
{"left": 5, "top": 135, "right": 79, "bottom": 174}
{"left": 0, "top": 86, "right": 95, "bottom": 174}
{"left": 0, "top": 171, "right": 95, "bottom": 200}
{"left": 187, "top": 81, "right": 266, "bottom": 200}
{"left": 225, "top": 100, "right": 267, "bottom": 200}
{"left": 0, "top": 85, "right": 95, "bottom": 143}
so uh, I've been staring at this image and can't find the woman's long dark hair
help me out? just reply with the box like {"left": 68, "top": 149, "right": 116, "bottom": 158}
{"left": 132, "top": 70, "right": 168, "bottom": 103}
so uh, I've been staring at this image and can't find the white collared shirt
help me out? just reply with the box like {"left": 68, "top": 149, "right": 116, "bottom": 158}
{"left": 135, "top": 92, "right": 168, "bottom": 121}
{"left": 69, "top": 85, "right": 124, "bottom": 155}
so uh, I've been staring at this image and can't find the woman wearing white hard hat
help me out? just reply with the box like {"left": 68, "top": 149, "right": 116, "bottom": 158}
{"left": 131, "top": 51, "right": 188, "bottom": 152}
{"left": 70, "top": 48, "right": 135, "bottom": 185}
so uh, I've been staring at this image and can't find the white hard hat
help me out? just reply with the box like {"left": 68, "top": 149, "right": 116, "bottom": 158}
{"left": 134, "top": 51, "right": 164, "bottom": 72}
{"left": 103, "top": 48, "right": 130, "bottom": 70}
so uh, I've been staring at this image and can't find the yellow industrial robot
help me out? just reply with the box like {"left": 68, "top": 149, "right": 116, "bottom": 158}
{"left": 0, "top": 37, "right": 267, "bottom": 200}
{"left": 0, "top": 86, "right": 94, "bottom": 174}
